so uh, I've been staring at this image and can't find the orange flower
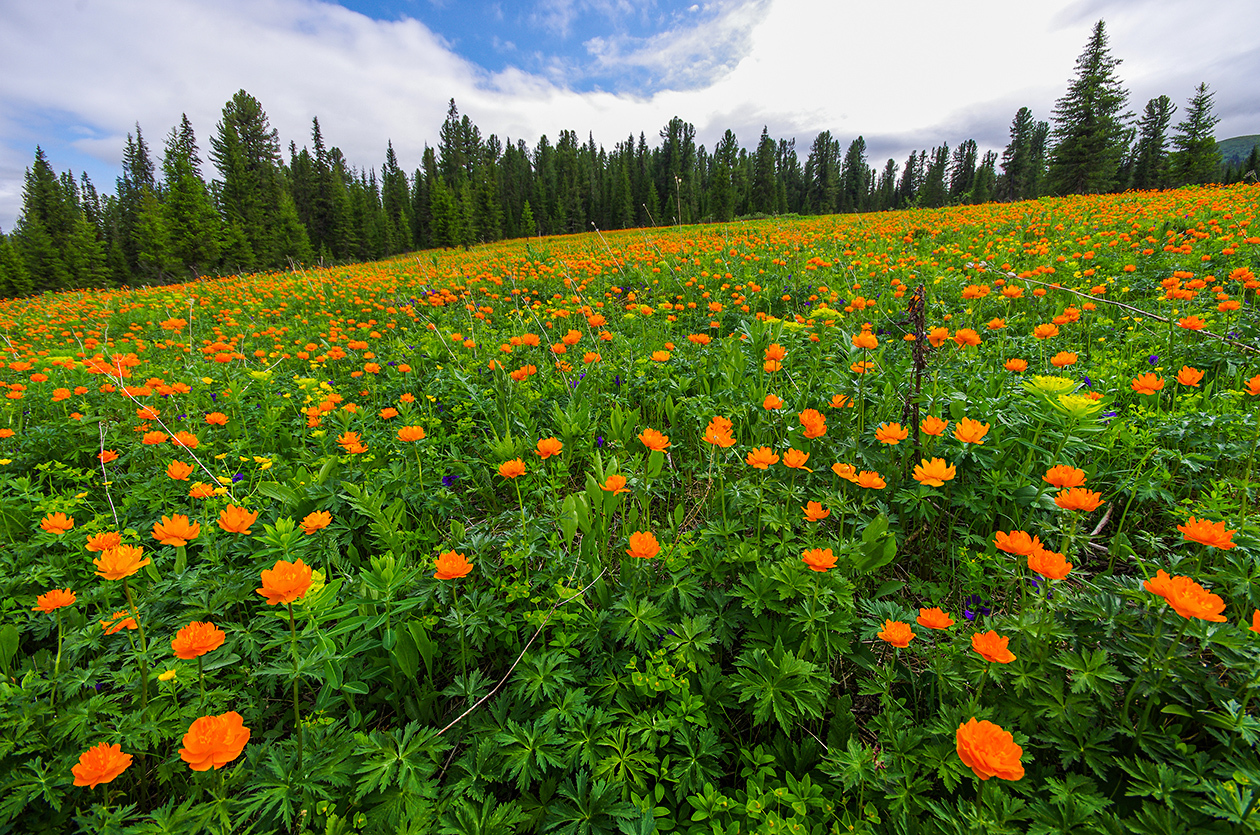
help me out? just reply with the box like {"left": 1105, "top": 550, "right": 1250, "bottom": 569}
{"left": 746, "top": 446, "right": 780, "bottom": 469}
{"left": 651, "top": 350, "right": 671, "bottom": 362}
{"left": 987, "top": 318, "right": 1006, "bottom": 330}
{"left": 171, "top": 621, "right": 226, "bottom": 659}
{"left": 626, "top": 531, "right": 661, "bottom": 560}
{"left": 1050, "top": 351, "right": 1077, "bottom": 368}
{"left": 72, "top": 742, "right": 133, "bottom": 788}
{"left": 85, "top": 531, "right": 122, "bottom": 553}
{"left": 956, "top": 718, "right": 1025, "bottom": 781}
{"left": 1247, "top": 375, "right": 1260, "bottom": 396}
{"left": 1144, "top": 569, "right": 1176, "bottom": 599}
{"left": 853, "top": 470, "right": 887, "bottom": 490}
{"left": 40, "top": 512, "right": 74, "bottom": 535}
{"left": 180, "top": 711, "right": 250, "bottom": 771}
{"left": 703, "top": 417, "right": 737, "bottom": 447}
{"left": 1054, "top": 487, "right": 1102, "bottom": 512}
{"left": 98, "top": 449, "right": 120, "bottom": 463}
{"left": 189, "top": 482, "right": 217, "bottom": 499}
{"left": 798, "top": 408, "right": 827, "bottom": 439}
{"left": 153, "top": 514, "right": 200, "bottom": 547}
{"left": 1130, "top": 373, "right": 1164, "bottom": 396}
{"left": 921, "top": 416, "right": 948, "bottom": 436}
{"left": 1028, "top": 547, "right": 1072, "bottom": 580}
{"left": 953, "top": 418, "right": 990, "bottom": 445}
{"left": 256, "top": 558, "right": 313, "bottom": 605}
{"left": 1033, "top": 323, "right": 1059, "bottom": 339}
{"left": 301, "top": 510, "right": 332, "bottom": 535}
{"left": 1177, "top": 516, "right": 1237, "bottom": 549}
{"left": 141, "top": 431, "right": 168, "bottom": 445}
{"left": 830, "top": 394, "right": 852, "bottom": 409}
{"left": 801, "top": 547, "right": 836, "bottom": 572}
{"left": 434, "top": 550, "right": 472, "bottom": 580}
{"left": 1250, "top": 610, "right": 1260, "bottom": 634}
{"left": 217, "top": 505, "right": 259, "bottom": 535}
{"left": 536, "top": 437, "right": 563, "bottom": 459}
{"left": 171, "top": 431, "right": 199, "bottom": 450}
{"left": 337, "top": 431, "right": 367, "bottom": 454}
{"left": 166, "top": 460, "right": 194, "bottom": 481}
{"left": 802, "top": 501, "right": 830, "bottom": 521}
{"left": 849, "top": 360, "right": 875, "bottom": 375}
{"left": 205, "top": 412, "right": 228, "bottom": 426}
{"left": 1177, "top": 315, "right": 1207, "bottom": 330}
{"left": 100, "top": 611, "right": 138, "bottom": 634}
{"left": 831, "top": 462, "right": 858, "bottom": 481}
{"left": 993, "top": 530, "right": 1041, "bottom": 557}
{"left": 764, "top": 343, "right": 786, "bottom": 362}
{"left": 763, "top": 394, "right": 784, "bottom": 410}
{"left": 927, "top": 326, "right": 950, "bottom": 347}
{"left": 1004, "top": 358, "right": 1028, "bottom": 372}
{"left": 602, "top": 474, "right": 630, "bottom": 495}
{"left": 33, "top": 588, "right": 75, "bottom": 613}
{"left": 912, "top": 458, "right": 955, "bottom": 486}
{"left": 498, "top": 458, "right": 527, "bottom": 479}
{"left": 1176, "top": 366, "right": 1204, "bottom": 387}
{"left": 397, "top": 425, "right": 426, "bottom": 442}
{"left": 1043, "top": 465, "right": 1086, "bottom": 489}
{"left": 851, "top": 330, "right": 878, "bottom": 350}
{"left": 1162, "top": 575, "right": 1228, "bottom": 622}
{"left": 639, "top": 428, "right": 670, "bottom": 451}
{"left": 783, "top": 448, "right": 812, "bottom": 471}
{"left": 94, "top": 545, "right": 150, "bottom": 580}
{"left": 971, "top": 631, "right": 1016, "bottom": 663}
{"left": 874, "top": 422, "right": 908, "bottom": 444}
{"left": 763, "top": 359, "right": 782, "bottom": 373}
{"left": 917, "top": 607, "right": 954, "bottom": 629}
{"left": 878, "top": 620, "right": 914, "bottom": 648}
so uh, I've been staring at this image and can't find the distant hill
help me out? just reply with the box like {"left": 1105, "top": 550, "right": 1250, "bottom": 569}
{"left": 1219, "top": 135, "right": 1260, "bottom": 164}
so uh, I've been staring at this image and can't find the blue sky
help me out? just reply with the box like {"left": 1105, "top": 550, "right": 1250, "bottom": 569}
{"left": 1, "top": 0, "right": 1257, "bottom": 231}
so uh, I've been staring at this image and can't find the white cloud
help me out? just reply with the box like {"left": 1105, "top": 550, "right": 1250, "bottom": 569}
{"left": 1, "top": 0, "right": 1257, "bottom": 231}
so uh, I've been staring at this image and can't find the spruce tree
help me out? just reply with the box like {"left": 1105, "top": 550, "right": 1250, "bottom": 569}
{"left": 1171, "top": 83, "right": 1221, "bottom": 186}
{"left": 1046, "top": 20, "right": 1131, "bottom": 195}
{"left": 161, "top": 115, "right": 222, "bottom": 277}
{"left": 1131, "top": 96, "right": 1176, "bottom": 189}
{"left": 0, "top": 229, "right": 33, "bottom": 297}
{"left": 839, "top": 137, "right": 868, "bottom": 213}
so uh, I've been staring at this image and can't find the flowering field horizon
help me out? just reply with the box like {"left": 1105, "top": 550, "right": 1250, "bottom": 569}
{"left": 4, "top": 184, "right": 1260, "bottom": 833}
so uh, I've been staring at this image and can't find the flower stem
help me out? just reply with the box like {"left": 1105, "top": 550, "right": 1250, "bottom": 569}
{"left": 123, "top": 580, "right": 149, "bottom": 710}
{"left": 287, "top": 602, "right": 303, "bottom": 771}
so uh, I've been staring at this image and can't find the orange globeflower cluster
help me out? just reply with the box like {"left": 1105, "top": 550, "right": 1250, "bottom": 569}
{"left": 257, "top": 559, "right": 314, "bottom": 605}
{"left": 40, "top": 512, "right": 75, "bottom": 535}
{"left": 917, "top": 607, "right": 954, "bottom": 629}
{"left": 218, "top": 505, "right": 259, "bottom": 535}
{"left": 921, "top": 416, "right": 948, "bottom": 436}
{"left": 602, "top": 474, "right": 630, "bottom": 495}
{"left": 972, "top": 631, "right": 1016, "bottom": 663}
{"left": 535, "top": 437, "right": 563, "bottom": 459}
{"left": 1130, "top": 373, "right": 1164, "bottom": 396}
{"left": 72, "top": 743, "right": 133, "bottom": 788}
{"left": 877, "top": 620, "right": 914, "bottom": 648}
{"left": 301, "top": 510, "right": 332, "bottom": 535}
{"left": 801, "top": 547, "right": 836, "bottom": 572}
{"left": 94, "top": 545, "right": 149, "bottom": 580}
{"left": 1028, "top": 548, "right": 1073, "bottom": 580}
{"left": 434, "top": 550, "right": 473, "bottom": 580}
{"left": 337, "top": 431, "right": 367, "bottom": 454}
{"left": 180, "top": 711, "right": 250, "bottom": 771}
{"left": 953, "top": 418, "right": 989, "bottom": 445}
{"left": 993, "top": 530, "right": 1042, "bottom": 557}
{"left": 397, "top": 425, "right": 426, "bottom": 442}
{"left": 956, "top": 718, "right": 1025, "bottom": 781}
{"left": 153, "top": 515, "right": 200, "bottom": 547}
{"left": 1043, "top": 465, "right": 1087, "bottom": 489}
{"left": 802, "top": 501, "right": 830, "bottom": 521}
{"left": 626, "top": 531, "right": 661, "bottom": 560}
{"left": 703, "top": 416, "right": 736, "bottom": 447}
{"left": 639, "top": 428, "right": 670, "bottom": 451}
{"left": 782, "top": 449, "right": 812, "bottom": 471}
{"left": 498, "top": 459, "right": 527, "bottom": 479}
{"left": 32, "top": 588, "right": 76, "bottom": 613}
{"left": 1177, "top": 516, "right": 1237, "bottom": 550}
{"left": 171, "top": 621, "right": 226, "bottom": 659}
{"left": 746, "top": 446, "right": 779, "bottom": 469}
{"left": 912, "top": 458, "right": 955, "bottom": 486}
{"left": 1054, "top": 487, "right": 1103, "bottom": 513}
{"left": 798, "top": 409, "right": 827, "bottom": 439}
{"left": 1145, "top": 570, "right": 1228, "bottom": 622}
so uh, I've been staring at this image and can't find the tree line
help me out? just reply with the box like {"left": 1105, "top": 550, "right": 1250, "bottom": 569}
{"left": 0, "top": 20, "right": 1254, "bottom": 297}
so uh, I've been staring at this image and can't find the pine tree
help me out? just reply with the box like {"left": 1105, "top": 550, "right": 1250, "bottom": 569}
{"left": 1046, "top": 20, "right": 1131, "bottom": 195}
{"left": 1170, "top": 83, "right": 1221, "bottom": 186}
{"left": 381, "top": 141, "right": 412, "bottom": 254}
{"left": 1130, "top": 95, "right": 1176, "bottom": 189}
{"left": 948, "top": 140, "right": 978, "bottom": 201}
{"left": 116, "top": 125, "right": 155, "bottom": 282}
{"left": 839, "top": 137, "right": 868, "bottom": 213}
{"left": 920, "top": 144, "right": 950, "bottom": 208}
{"left": 711, "top": 130, "right": 737, "bottom": 222}
{"left": 751, "top": 127, "right": 777, "bottom": 215}
{"left": 999, "top": 108, "right": 1049, "bottom": 200}
{"left": 0, "top": 228, "right": 33, "bottom": 297}
{"left": 969, "top": 152, "right": 999, "bottom": 204}
{"left": 161, "top": 114, "right": 222, "bottom": 277}
{"left": 804, "top": 131, "right": 840, "bottom": 214}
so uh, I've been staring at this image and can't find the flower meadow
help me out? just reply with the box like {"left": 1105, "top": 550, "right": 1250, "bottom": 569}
{"left": 4, "top": 185, "right": 1260, "bottom": 834}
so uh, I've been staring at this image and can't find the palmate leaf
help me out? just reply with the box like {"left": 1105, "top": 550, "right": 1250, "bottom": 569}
{"left": 543, "top": 771, "right": 638, "bottom": 835}
{"left": 731, "top": 638, "right": 829, "bottom": 732}
{"left": 609, "top": 597, "right": 667, "bottom": 654}
{"left": 495, "top": 718, "right": 567, "bottom": 793}
{"left": 439, "top": 796, "right": 526, "bottom": 835}
{"left": 352, "top": 721, "right": 447, "bottom": 801}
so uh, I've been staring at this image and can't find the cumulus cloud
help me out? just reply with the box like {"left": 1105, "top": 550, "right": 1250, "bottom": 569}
{"left": 0, "top": 0, "right": 1256, "bottom": 230}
